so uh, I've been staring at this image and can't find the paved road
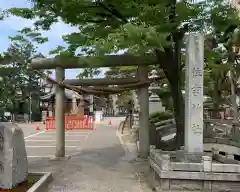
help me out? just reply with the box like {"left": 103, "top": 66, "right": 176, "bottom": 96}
{"left": 26, "top": 121, "right": 145, "bottom": 192}
{"left": 16, "top": 117, "right": 125, "bottom": 159}
{"left": 17, "top": 123, "right": 93, "bottom": 159}
{"left": 17, "top": 122, "right": 45, "bottom": 138}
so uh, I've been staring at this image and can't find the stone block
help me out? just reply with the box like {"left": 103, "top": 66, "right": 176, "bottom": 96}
{"left": 160, "top": 179, "right": 170, "bottom": 190}
{"left": 228, "top": 140, "right": 240, "bottom": 148}
{"left": 203, "top": 180, "right": 212, "bottom": 191}
{"left": 204, "top": 137, "right": 217, "bottom": 143}
{"left": 0, "top": 122, "right": 28, "bottom": 189}
{"left": 212, "top": 181, "right": 240, "bottom": 192}
{"left": 169, "top": 179, "right": 202, "bottom": 191}
{"left": 183, "top": 152, "right": 203, "bottom": 163}
{"left": 160, "top": 154, "right": 170, "bottom": 171}
{"left": 216, "top": 138, "right": 229, "bottom": 145}
{"left": 202, "top": 156, "right": 212, "bottom": 172}
{"left": 170, "top": 162, "right": 203, "bottom": 172}
{"left": 211, "top": 164, "right": 240, "bottom": 173}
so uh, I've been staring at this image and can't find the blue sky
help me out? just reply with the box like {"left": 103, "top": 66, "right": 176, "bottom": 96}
{"left": 0, "top": 0, "right": 106, "bottom": 79}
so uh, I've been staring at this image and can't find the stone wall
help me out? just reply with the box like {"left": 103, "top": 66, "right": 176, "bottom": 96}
{"left": 149, "top": 146, "right": 240, "bottom": 192}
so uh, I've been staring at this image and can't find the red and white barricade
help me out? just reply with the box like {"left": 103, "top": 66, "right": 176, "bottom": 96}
{"left": 45, "top": 116, "right": 94, "bottom": 130}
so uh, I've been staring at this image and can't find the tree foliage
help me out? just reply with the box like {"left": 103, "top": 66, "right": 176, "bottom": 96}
{"left": 77, "top": 68, "right": 101, "bottom": 79}
{"left": 8, "top": 0, "right": 240, "bottom": 148}
{"left": 0, "top": 28, "right": 49, "bottom": 113}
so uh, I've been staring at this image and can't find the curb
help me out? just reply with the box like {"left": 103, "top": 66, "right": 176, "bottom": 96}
{"left": 116, "top": 130, "right": 153, "bottom": 192}
{"left": 27, "top": 172, "right": 53, "bottom": 192}
{"left": 116, "top": 130, "right": 139, "bottom": 161}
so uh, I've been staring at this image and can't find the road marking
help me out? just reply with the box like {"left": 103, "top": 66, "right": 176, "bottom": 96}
{"left": 32, "top": 135, "right": 87, "bottom": 138}
{"left": 42, "top": 134, "right": 90, "bottom": 136}
{"left": 25, "top": 140, "right": 81, "bottom": 142}
{"left": 26, "top": 146, "right": 78, "bottom": 148}
{"left": 27, "top": 156, "right": 53, "bottom": 158}
{"left": 45, "top": 131, "right": 91, "bottom": 134}
{"left": 24, "top": 131, "right": 46, "bottom": 139}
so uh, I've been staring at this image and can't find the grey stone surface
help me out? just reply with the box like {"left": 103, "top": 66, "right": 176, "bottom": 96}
{"left": 149, "top": 94, "right": 164, "bottom": 114}
{"left": 184, "top": 33, "right": 204, "bottom": 153}
{"left": 27, "top": 123, "right": 145, "bottom": 192}
{"left": 149, "top": 149, "right": 240, "bottom": 192}
{"left": 0, "top": 122, "right": 28, "bottom": 189}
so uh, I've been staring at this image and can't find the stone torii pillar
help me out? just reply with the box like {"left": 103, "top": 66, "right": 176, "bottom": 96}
{"left": 55, "top": 67, "right": 65, "bottom": 158}
{"left": 138, "top": 66, "right": 149, "bottom": 158}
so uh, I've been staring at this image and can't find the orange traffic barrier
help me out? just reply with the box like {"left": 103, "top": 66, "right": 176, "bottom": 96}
{"left": 45, "top": 116, "right": 94, "bottom": 131}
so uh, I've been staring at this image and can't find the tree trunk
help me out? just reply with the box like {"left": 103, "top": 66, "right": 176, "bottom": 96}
{"left": 228, "top": 49, "right": 238, "bottom": 121}
{"left": 169, "top": 78, "right": 185, "bottom": 149}
{"left": 156, "top": 49, "right": 184, "bottom": 149}
{"left": 228, "top": 70, "right": 238, "bottom": 121}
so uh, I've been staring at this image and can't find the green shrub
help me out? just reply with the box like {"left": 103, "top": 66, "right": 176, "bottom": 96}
{"left": 149, "top": 111, "right": 173, "bottom": 124}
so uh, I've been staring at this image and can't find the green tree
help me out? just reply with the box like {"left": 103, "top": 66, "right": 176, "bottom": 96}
{"left": 104, "top": 67, "right": 137, "bottom": 79}
{"left": 9, "top": 0, "right": 240, "bottom": 147}
{"left": 203, "top": 20, "right": 240, "bottom": 119}
{"left": 0, "top": 8, "right": 8, "bottom": 20}
{"left": 77, "top": 68, "right": 101, "bottom": 79}
{"left": 0, "top": 28, "right": 48, "bottom": 116}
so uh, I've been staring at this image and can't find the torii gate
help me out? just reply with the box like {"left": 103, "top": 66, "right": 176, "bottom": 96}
{"left": 31, "top": 54, "right": 158, "bottom": 159}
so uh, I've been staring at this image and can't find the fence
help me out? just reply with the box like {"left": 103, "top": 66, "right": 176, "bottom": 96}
{"left": 45, "top": 116, "right": 93, "bottom": 130}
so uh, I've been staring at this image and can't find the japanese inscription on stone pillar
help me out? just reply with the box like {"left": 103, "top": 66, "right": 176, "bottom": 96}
{"left": 184, "top": 34, "right": 204, "bottom": 153}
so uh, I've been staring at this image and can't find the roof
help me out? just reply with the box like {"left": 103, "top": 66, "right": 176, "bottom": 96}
{"left": 40, "top": 86, "right": 83, "bottom": 101}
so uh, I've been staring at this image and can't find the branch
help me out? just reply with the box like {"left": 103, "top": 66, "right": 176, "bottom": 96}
{"left": 85, "top": 19, "right": 107, "bottom": 23}
{"left": 97, "top": 2, "right": 128, "bottom": 23}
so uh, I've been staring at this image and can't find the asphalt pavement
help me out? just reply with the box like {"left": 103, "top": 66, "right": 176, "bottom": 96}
{"left": 17, "top": 122, "right": 93, "bottom": 159}
{"left": 16, "top": 117, "right": 125, "bottom": 159}
{"left": 16, "top": 117, "right": 148, "bottom": 192}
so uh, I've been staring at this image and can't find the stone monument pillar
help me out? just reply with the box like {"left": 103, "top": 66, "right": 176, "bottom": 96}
{"left": 184, "top": 34, "right": 204, "bottom": 153}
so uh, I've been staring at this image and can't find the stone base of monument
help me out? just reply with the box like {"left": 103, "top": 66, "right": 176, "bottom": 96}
{"left": 0, "top": 123, "right": 53, "bottom": 191}
{"left": 0, "top": 172, "right": 53, "bottom": 192}
{"left": 149, "top": 145, "right": 240, "bottom": 192}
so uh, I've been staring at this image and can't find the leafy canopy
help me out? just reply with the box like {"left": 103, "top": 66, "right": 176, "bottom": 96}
{"left": 0, "top": 28, "right": 49, "bottom": 111}
{"left": 8, "top": 0, "right": 238, "bottom": 57}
